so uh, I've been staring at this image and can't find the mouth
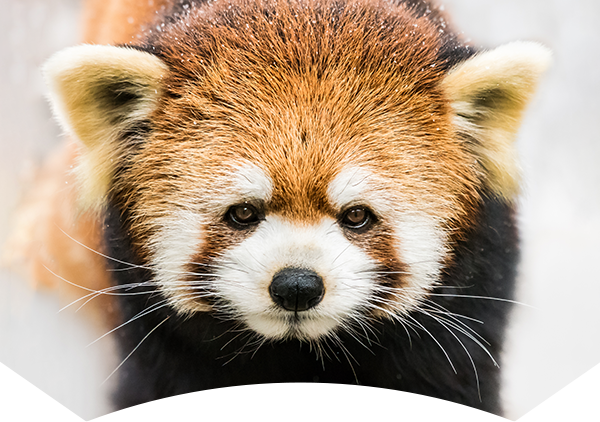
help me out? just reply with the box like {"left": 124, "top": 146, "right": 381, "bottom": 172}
{"left": 245, "top": 306, "right": 340, "bottom": 341}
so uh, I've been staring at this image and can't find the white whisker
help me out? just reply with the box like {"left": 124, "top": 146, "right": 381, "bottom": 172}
{"left": 423, "top": 311, "right": 482, "bottom": 401}
{"left": 88, "top": 299, "right": 172, "bottom": 347}
{"left": 102, "top": 316, "right": 170, "bottom": 385}
{"left": 425, "top": 293, "right": 533, "bottom": 308}
{"left": 405, "top": 314, "right": 457, "bottom": 374}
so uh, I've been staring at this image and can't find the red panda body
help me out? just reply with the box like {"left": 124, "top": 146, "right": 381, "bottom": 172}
{"left": 35, "top": 0, "right": 550, "bottom": 415}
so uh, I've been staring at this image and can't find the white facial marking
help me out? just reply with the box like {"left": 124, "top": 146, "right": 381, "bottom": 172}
{"left": 151, "top": 210, "right": 209, "bottom": 313}
{"left": 199, "top": 162, "right": 273, "bottom": 215}
{"left": 393, "top": 213, "right": 447, "bottom": 293}
{"left": 232, "top": 162, "right": 273, "bottom": 202}
{"left": 327, "top": 167, "right": 394, "bottom": 215}
{"left": 327, "top": 167, "right": 370, "bottom": 208}
{"left": 214, "top": 216, "right": 378, "bottom": 341}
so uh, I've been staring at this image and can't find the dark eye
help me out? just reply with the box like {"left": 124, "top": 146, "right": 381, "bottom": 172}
{"left": 340, "top": 206, "right": 373, "bottom": 230}
{"left": 226, "top": 203, "right": 261, "bottom": 228}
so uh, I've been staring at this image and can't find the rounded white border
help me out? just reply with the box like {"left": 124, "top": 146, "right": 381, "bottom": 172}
{"left": 2, "top": 361, "right": 598, "bottom": 421}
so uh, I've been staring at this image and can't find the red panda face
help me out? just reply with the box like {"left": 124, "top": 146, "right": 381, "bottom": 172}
{"left": 43, "top": 0, "right": 550, "bottom": 344}
{"left": 142, "top": 160, "right": 454, "bottom": 341}
{"left": 117, "top": 1, "right": 480, "bottom": 339}
{"left": 120, "top": 30, "right": 480, "bottom": 341}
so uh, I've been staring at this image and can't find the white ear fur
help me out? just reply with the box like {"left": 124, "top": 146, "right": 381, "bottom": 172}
{"left": 442, "top": 41, "right": 552, "bottom": 200}
{"left": 43, "top": 44, "right": 168, "bottom": 209}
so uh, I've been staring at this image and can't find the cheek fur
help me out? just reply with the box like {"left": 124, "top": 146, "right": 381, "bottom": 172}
{"left": 150, "top": 210, "right": 211, "bottom": 313}
{"left": 343, "top": 219, "right": 408, "bottom": 309}
{"left": 149, "top": 208, "right": 255, "bottom": 314}
{"left": 394, "top": 213, "right": 448, "bottom": 292}
{"left": 327, "top": 166, "right": 450, "bottom": 317}
{"left": 340, "top": 212, "right": 448, "bottom": 318}
{"left": 375, "top": 212, "right": 449, "bottom": 317}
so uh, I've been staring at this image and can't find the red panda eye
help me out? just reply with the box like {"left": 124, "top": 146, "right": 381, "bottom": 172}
{"left": 227, "top": 204, "right": 260, "bottom": 227}
{"left": 340, "top": 206, "right": 373, "bottom": 230}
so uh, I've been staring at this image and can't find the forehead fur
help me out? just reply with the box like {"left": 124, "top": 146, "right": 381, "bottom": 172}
{"left": 119, "top": 0, "right": 480, "bottom": 248}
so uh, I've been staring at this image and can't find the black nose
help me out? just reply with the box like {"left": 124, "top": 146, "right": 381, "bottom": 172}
{"left": 269, "top": 267, "right": 324, "bottom": 312}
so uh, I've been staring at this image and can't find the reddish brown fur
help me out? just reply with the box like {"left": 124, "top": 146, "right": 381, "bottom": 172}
{"left": 10, "top": 0, "right": 482, "bottom": 325}
{"left": 118, "top": 0, "right": 480, "bottom": 250}
{"left": 104, "top": 0, "right": 483, "bottom": 315}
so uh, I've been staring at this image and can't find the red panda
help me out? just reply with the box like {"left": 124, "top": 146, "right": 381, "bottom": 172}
{"left": 19, "top": 0, "right": 550, "bottom": 415}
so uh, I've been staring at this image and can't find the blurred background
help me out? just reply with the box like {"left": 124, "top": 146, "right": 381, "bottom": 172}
{"left": 1, "top": 0, "right": 599, "bottom": 420}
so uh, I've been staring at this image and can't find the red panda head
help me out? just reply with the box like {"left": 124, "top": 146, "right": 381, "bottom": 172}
{"left": 44, "top": 0, "right": 550, "bottom": 342}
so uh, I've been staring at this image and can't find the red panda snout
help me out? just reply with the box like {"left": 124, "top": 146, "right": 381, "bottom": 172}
{"left": 214, "top": 215, "right": 379, "bottom": 341}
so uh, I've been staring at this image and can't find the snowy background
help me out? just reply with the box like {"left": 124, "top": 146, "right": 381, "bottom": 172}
{"left": 1, "top": 0, "right": 599, "bottom": 420}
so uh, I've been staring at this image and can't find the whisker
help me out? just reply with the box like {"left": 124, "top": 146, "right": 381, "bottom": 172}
{"left": 56, "top": 226, "right": 150, "bottom": 271}
{"left": 348, "top": 314, "right": 381, "bottom": 348}
{"left": 213, "top": 257, "right": 251, "bottom": 275}
{"left": 336, "top": 319, "right": 374, "bottom": 355}
{"left": 405, "top": 314, "right": 457, "bottom": 374}
{"left": 419, "top": 310, "right": 498, "bottom": 368}
{"left": 60, "top": 282, "right": 155, "bottom": 312}
{"left": 329, "top": 333, "right": 360, "bottom": 384}
{"left": 364, "top": 270, "right": 411, "bottom": 276}
{"left": 425, "top": 293, "right": 534, "bottom": 308}
{"left": 56, "top": 225, "right": 222, "bottom": 277}
{"left": 330, "top": 243, "right": 354, "bottom": 268}
{"left": 219, "top": 329, "right": 251, "bottom": 352}
{"left": 423, "top": 311, "right": 482, "bottom": 401}
{"left": 250, "top": 336, "right": 269, "bottom": 359}
{"left": 221, "top": 331, "right": 261, "bottom": 366}
{"left": 367, "top": 282, "right": 533, "bottom": 310}
{"left": 101, "top": 315, "right": 170, "bottom": 385}
{"left": 88, "top": 299, "right": 172, "bottom": 347}
{"left": 60, "top": 278, "right": 218, "bottom": 312}
{"left": 418, "top": 300, "right": 488, "bottom": 345}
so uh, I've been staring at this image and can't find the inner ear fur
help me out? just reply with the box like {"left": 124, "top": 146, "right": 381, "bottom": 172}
{"left": 44, "top": 44, "right": 168, "bottom": 210}
{"left": 442, "top": 41, "right": 551, "bottom": 200}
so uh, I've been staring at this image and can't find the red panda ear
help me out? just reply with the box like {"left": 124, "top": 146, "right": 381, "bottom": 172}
{"left": 43, "top": 45, "right": 168, "bottom": 210}
{"left": 442, "top": 41, "right": 551, "bottom": 200}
